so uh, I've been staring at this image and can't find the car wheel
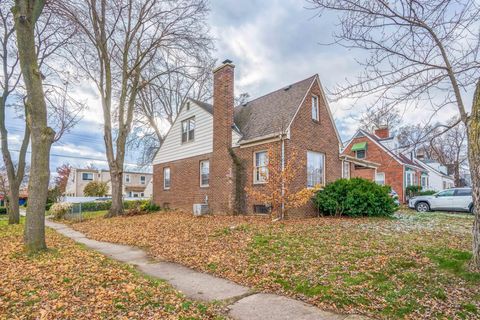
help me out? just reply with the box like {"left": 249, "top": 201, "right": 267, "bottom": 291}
{"left": 415, "top": 202, "right": 430, "bottom": 213}
{"left": 470, "top": 205, "right": 474, "bottom": 215}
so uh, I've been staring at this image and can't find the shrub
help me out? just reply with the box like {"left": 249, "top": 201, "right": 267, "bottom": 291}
{"left": 0, "top": 207, "right": 7, "bottom": 215}
{"left": 83, "top": 181, "right": 109, "bottom": 197}
{"left": 75, "top": 199, "right": 159, "bottom": 213}
{"left": 124, "top": 200, "right": 160, "bottom": 217}
{"left": 418, "top": 190, "right": 437, "bottom": 196}
{"left": 313, "top": 178, "right": 396, "bottom": 217}
{"left": 80, "top": 200, "right": 112, "bottom": 212}
{"left": 406, "top": 185, "right": 422, "bottom": 199}
{"left": 49, "top": 202, "right": 73, "bottom": 219}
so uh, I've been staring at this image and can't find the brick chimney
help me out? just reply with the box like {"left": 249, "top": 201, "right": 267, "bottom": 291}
{"left": 212, "top": 59, "right": 235, "bottom": 150}
{"left": 374, "top": 126, "right": 390, "bottom": 139}
{"left": 210, "top": 59, "right": 235, "bottom": 213}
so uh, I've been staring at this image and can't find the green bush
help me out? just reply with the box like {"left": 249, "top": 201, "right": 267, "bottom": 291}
{"left": 0, "top": 207, "right": 7, "bottom": 215}
{"left": 76, "top": 199, "right": 159, "bottom": 213}
{"left": 313, "top": 178, "right": 396, "bottom": 217}
{"left": 406, "top": 185, "right": 422, "bottom": 198}
{"left": 418, "top": 190, "right": 437, "bottom": 196}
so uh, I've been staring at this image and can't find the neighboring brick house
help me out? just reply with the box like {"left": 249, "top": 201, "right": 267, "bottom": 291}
{"left": 152, "top": 60, "right": 343, "bottom": 216}
{"left": 341, "top": 128, "right": 427, "bottom": 203}
{"left": 65, "top": 168, "right": 153, "bottom": 198}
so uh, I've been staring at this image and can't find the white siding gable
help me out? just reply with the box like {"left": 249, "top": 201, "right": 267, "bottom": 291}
{"left": 153, "top": 102, "right": 213, "bottom": 164}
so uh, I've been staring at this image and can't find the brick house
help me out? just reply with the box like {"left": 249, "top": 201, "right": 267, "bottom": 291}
{"left": 341, "top": 127, "right": 427, "bottom": 203}
{"left": 152, "top": 60, "right": 343, "bottom": 216}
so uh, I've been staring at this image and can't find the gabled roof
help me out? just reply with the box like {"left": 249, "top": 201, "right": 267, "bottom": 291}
{"left": 343, "top": 129, "right": 425, "bottom": 170}
{"left": 234, "top": 75, "right": 317, "bottom": 141}
{"left": 416, "top": 159, "right": 454, "bottom": 180}
{"left": 187, "top": 75, "right": 338, "bottom": 144}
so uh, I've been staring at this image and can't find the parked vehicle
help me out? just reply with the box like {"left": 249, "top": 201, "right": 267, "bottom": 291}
{"left": 408, "top": 188, "right": 473, "bottom": 214}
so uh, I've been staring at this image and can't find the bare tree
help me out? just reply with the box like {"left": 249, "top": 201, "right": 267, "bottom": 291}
{"left": 13, "top": 0, "right": 53, "bottom": 252}
{"left": 430, "top": 122, "right": 468, "bottom": 186}
{"left": 307, "top": 0, "right": 480, "bottom": 269}
{"left": 131, "top": 56, "right": 214, "bottom": 166}
{"left": 359, "top": 104, "right": 402, "bottom": 133}
{"left": 59, "top": 0, "right": 212, "bottom": 216}
{"left": 1, "top": 1, "right": 83, "bottom": 225}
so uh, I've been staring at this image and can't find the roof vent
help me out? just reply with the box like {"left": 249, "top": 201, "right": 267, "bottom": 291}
{"left": 284, "top": 85, "right": 292, "bottom": 91}
{"left": 222, "top": 59, "right": 233, "bottom": 64}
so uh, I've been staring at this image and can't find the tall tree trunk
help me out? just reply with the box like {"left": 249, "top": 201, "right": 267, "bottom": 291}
{"left": 469, "top": 79, "right": 480, "bottom": 271}
{"left": 7, "top": 185, "right": 20, "bottom": 224}
{"left": 14, "top": 0, "right": 53, "bottom": 252}
{"left": 106, "top": 169, "right": 123, "bottom": 217}
{"left": 454, "top": 163, "right": 461, "bottom": 187}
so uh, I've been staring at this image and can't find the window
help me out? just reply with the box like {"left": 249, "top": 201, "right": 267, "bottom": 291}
{"left": 181, "top": 117, "right": 195, "bottom": 143}
{"left": 342, "top": 161, "right": 350, "bottom": 179}
{"left": 437, "top": 189, "right": 455, "bottom": 197}
{"left": 455, "top": 189, "right": 472, "bottom": 196}
{"left": 141, "top": 193, "right": 144, "bottom": 197}
{"left": 125, "top": 174, "right": 130, "bottom": 183}
{"left": 421, "top": 175, "right": 428, "bottom": 189}
{"left": 200, "top": 160, "right": 210, "bottom": 187}
{"left": 406, "top": 171, "right": 416, "bottom": 187}
{"left": 307, "top": 151, "right": 325, "bottom": 187}
{"left": 82, "top": 172, "right": 93, "bottom": 181}
{"left": 254, "top": 151, "right": 268, "bottom": 184}
{"left": 140, "top": 175, "right": 146, "bottom": 185}
{"left": 311, "top": 95, "right": 319, "bottom": 121}
{"left": 163, "top": 167, "right": 171, "bottom": 190}
{"left": 375, "top": 172, "right": 385, "bottom": 185}
{"left": 355, "top": 149, "right": 366, "bottom": 159}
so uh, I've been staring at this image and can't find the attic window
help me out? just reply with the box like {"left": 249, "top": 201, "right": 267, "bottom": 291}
{"left": 312, "top": 95, "right": 319, "bottom": 121}
{"left": 186, "top": 102, "right": 190, "bottom": 111}
{"left": 181, "top": 117, "right": 195, "bottom": 143}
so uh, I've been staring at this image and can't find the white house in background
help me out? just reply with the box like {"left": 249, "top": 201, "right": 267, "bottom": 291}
{"left": 65, "top": 168, "right": 153, "bottom": 198}
{"left": 414, "top": 159, "right": 455, "bottom": 191}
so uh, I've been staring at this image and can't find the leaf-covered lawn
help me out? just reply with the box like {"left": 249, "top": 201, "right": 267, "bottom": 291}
{"left": 0, "top": 219, "right": 225, "bottom": 319}
{"left": 69, "top": 210, "right": 480, "bottom": 319}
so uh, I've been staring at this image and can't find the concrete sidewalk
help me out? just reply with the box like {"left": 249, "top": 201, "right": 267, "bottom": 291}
{"left": 46, "top": 219, "right": 369, "bottom": 320}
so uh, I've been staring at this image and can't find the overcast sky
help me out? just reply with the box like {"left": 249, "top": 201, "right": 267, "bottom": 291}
{"left": 4, "top": 0, "right": 471, "bottom": 175}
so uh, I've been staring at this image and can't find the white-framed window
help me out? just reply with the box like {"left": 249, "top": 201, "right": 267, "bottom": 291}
{"left": 140, "top": 175, "right": 146, "bottom": 185}
{"left": 125, "top": 174, "right": 130, "bottom": 183}
{"left": 141, "top": 193, "right": 144, "bottom": 197}
{"left": 355, "top": 149, "right": 366, "bottom": 159}
{"left": 307, "top": 151, "right": 325, "bottom": 187}
{"left": 200, "top": 160, "right": 210, "bottom": 187}
{"left": 163, "top": 167, "right": 171, "bottom": 190}
{"left": 181, "top": 117, "right": 195, "bottom": 143}
{"left": 342, "top": 161, "right": 350, "bottom": 179}
{"left": 406, "top": 171, "right": 416, "bottom": 187}
{"left": 375, "top": 172, "right": 385, "bottom": 185}
{"left": 421, "top": 175, "right": 428, "bottom": 189}
{"left": 311, "top": 95, "right": 319, "bottom": 121}
{"left": 254, "top": 151, "right": 268, "bottom": 184}
{"left": 82, "top": 172, "right": 93, "bottom": 181}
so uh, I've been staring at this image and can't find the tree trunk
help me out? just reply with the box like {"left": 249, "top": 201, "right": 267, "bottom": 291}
{"left": 454, "top": 163, "right": 461, "bottom": 187}
{"left": 106, "top": 169, "right": 124, "bottom": 217}
{"left": 469, "top": 79, "right": 480, "bottom": 271}
{"left": 14, "top": 0, "right": 53, "bottom": 252}
{"left": 8, "top": 185, "right": 20, "bottom": 224}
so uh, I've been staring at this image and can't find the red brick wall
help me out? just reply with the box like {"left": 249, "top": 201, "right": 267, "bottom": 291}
{"left": 351, "top": 165, "right": 376, "bottom": 180}
{"left": 153, "top": 77, "right": 343, "bottom": 217}
{"left": 342, "top": 136, "right": 408, "bottom": 201}
{"left": 153, "top": 153, "right": 212, "bottom": 211}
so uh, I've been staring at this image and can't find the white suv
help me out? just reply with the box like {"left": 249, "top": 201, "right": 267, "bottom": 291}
{"left": 408, "top": 188, "right": 474, "bottom": 213}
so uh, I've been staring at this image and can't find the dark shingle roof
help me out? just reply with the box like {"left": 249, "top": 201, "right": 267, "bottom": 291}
{"left": 233, "top": 75, "right": 316, "bottom": 141}
{"left": 190, "top": 75, "right": 317, "bottom": 142}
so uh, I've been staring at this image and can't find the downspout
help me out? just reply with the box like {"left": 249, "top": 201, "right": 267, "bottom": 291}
{"left": 281, "top": 133, "right": 285, "bottom": 220}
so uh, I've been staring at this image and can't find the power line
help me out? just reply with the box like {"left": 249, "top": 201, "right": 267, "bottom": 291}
{"left": 8, "top": 149, "right": 151, "bottom": 168}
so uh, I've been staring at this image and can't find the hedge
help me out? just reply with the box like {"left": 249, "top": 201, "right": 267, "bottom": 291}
{"left": 313, "top": 178, "right": 397, "bottom": 217}
{"left": 0, "top": 207, "right": 6, "bottom": 215}
{"left": 77, "top": 199, "right": 156, "bottom": 212}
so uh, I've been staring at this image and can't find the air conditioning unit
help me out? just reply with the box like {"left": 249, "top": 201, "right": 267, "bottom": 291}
{"left": 193, "top": 204, "right": 209, "bottom": 216}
